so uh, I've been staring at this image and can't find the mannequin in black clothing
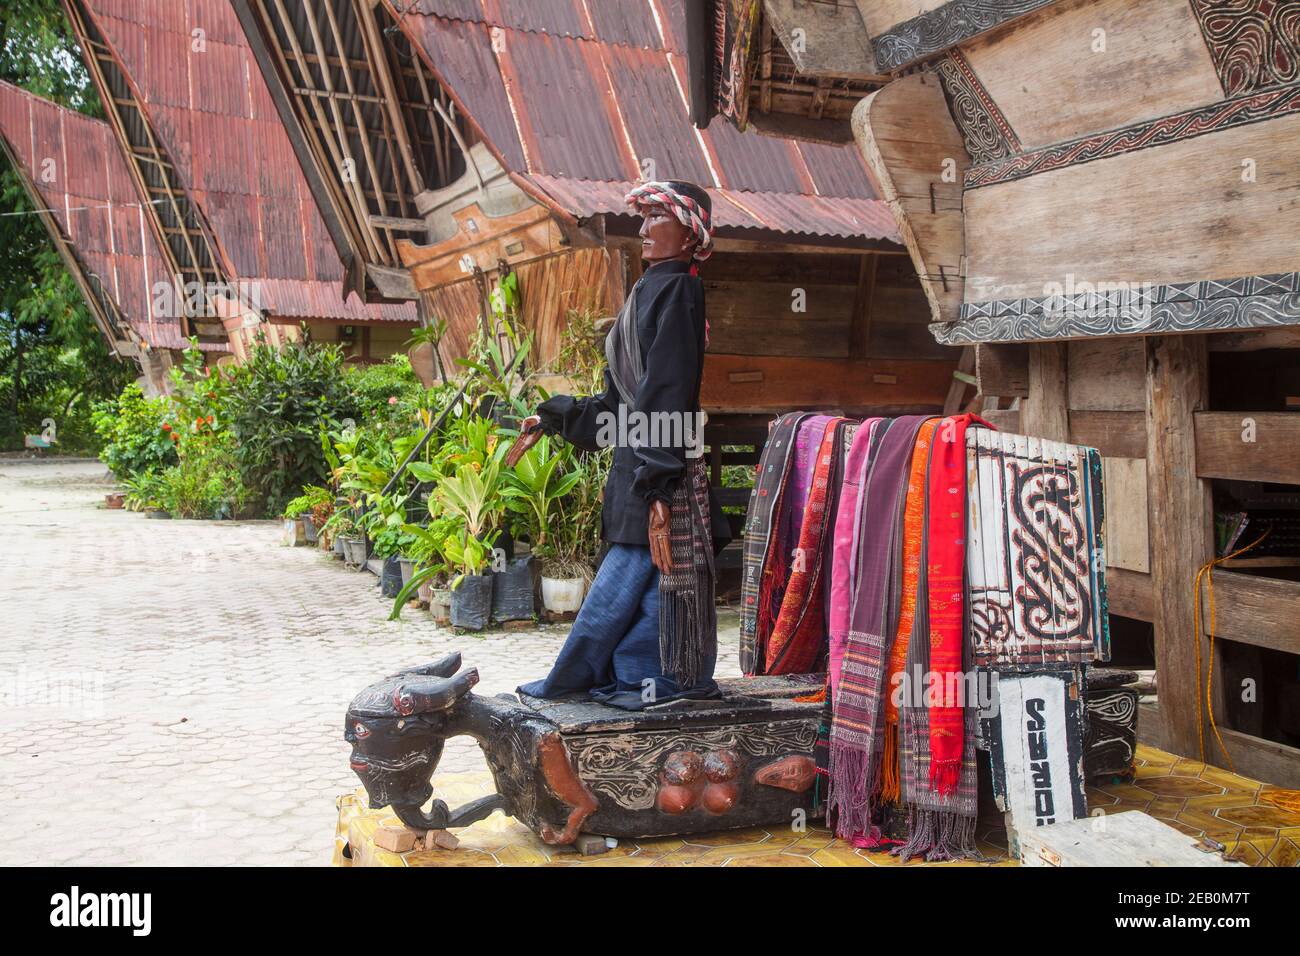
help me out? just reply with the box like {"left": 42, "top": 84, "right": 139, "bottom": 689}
{"left": 509, "top": 180, "right": 727, "bottom": 710}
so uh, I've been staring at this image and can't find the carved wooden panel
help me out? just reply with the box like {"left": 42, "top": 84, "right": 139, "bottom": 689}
{"left": 1191, "top": 0, "right": 1300, "bottom": 95}
{"left": 934, "top": 49, "right": 1021, "bottom": 163}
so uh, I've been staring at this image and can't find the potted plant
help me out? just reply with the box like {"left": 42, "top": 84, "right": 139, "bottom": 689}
{"left": 388, "top": 517, "right": 456, "bottom": 624}
{"left": 501, "top": 436, "right": 578, "bottom": 620}
{"left": 311, "top": 497, "right": 336, "bottom": 551}
{"left": 535, "top": 446, "right": 606, "bottom": 613}
{"left": 433, "top": 459, "right": 505, "bottom": 631}
{"left": 328, "top": 510, "right": 366, "bottom": 568}
{"left": 284, "top": 486, "right": 331, "bottom": 544}
{"left": 444, "top": 532, "right": 496, "bottom": 630}
{"left": 361, "top": 490, "right": 416, "bottom": 596}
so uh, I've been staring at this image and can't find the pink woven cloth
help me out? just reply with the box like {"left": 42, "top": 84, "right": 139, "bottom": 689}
{"left": 827, "top": 418, "right": 881, "bottom": 703}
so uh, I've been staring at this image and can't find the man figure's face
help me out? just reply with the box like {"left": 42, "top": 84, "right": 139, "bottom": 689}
{"left": 639, "top": 205, "right": 694, "bottom": 263}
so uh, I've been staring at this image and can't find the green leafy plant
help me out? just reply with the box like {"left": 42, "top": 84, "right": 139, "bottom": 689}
{"left": 120, "top": 470, "right": 166, "bottom": 512}
{"left": 216, "top": 337, "right": 359, "bottom": 516}
{"left": 284, "top": 485, "right": 331, "bottom": 519}
{"left": 91, "top": 383, "right": 178, "bottom": 480}
{"left": 502, "top": 434, "right": 580, "bottom": 557}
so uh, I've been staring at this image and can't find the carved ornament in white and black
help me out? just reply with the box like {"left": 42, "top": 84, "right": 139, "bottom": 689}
{"left": 933, "top": 272, "right": 1300, "bottom": 344}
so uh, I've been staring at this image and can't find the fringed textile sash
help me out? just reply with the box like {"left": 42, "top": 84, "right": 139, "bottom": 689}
{"left": 826, "top": 418, "right": 882, "bottom": 704}
{"left": 826, "top": 415, "right": 929, "bottom": 839}
{"left": 926, "top": 415, "right": 987, "bottom": 794}
{"left": 880, "top": 418, "right": 938, "bottom": 803}
{"left": 764, "top": 418, "right": 849, "bottom": 675}
{"left": 739, "top": 412, "right": 808, "bottom": 674}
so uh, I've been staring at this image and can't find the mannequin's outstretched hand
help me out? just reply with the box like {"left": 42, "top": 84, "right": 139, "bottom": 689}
{"left": 649, "top": 499, "right": 674, "bottom": 574}
{"left": 504, "top": 415, "right": 543, "bottom": 468}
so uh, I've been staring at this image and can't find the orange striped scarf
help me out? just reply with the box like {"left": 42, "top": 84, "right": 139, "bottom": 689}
{"left": 880, "top": 418, "right": 938, "bottom": 802}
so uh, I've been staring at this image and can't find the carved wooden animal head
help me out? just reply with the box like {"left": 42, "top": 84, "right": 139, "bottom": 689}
{"left": 344, "top": 652, "right": 479, "bottom": 810}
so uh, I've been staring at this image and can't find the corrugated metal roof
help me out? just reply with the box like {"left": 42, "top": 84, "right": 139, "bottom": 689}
{"left": 0, "top": 80, "right": 192, "bottom": 350}
{"left": 528, "top": 175, "right": 899, "bottom": 241}
{"left": 400, "top": 0, "right": 896, "bottom": 242}
{"left": 79, "top": 0, "right": 416, "bottom": 324}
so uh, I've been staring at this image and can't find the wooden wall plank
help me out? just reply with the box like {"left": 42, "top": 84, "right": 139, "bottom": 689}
{"left": 963, "top": 113, "right": 1300, "bottom": 301}
{"left": 1069, "top": 338, "right": 1145, "bottom": 411}
{"left": 1103, "top": 457, "right": 1150, "bottom": 573}
{"left": 1195, "top": 411, "right": 1300, "bottom": 484}
{"left": 960, "top": 0, "right": 1222, "bottom": 150}
{"left": 1069, "top": 410, "right": 1147, "bottom": 459}
{"left": 1145, "top": 334, "right": 1215, "bottom": 760}
{"left": 1022, "top": 342, "right": 1069, "bottom": 440}
{"left": 705, "top": 280, "right": 854, "bottom": 358}
{"left": 1208, "top": 571, "right": 1300, "bottom": 656}
{"left": 701, "top": 354, "right": 951, "bottom": 413}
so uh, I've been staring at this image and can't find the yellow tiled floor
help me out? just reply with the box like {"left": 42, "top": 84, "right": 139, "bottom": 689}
{"left": 1084, "top": 745, "right": 1300, "bottom": 867}
{"left": 334, "top": 744, "right": 1300, "bottom": 867}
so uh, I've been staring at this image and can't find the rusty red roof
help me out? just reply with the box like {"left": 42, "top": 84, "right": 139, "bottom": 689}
{"left": 77, "top": 0, "right": 417, "bottom": 324}
{"left": 398, "top": 0, "right": 899, "bottom": 243}
{"left": 0, "top": 80, "right": 199, "bottom": 351}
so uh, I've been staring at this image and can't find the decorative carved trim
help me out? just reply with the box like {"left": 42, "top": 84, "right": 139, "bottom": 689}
{"left": 933, "top": 272, "right": 1300, "bottom": 344}
{"left": 537, "top": 731, "right": 599, "bottom": 846}
{"left": 934, "top": 49, "right": 1021, "bottom": 163}
{"left": 565, "top": 720, "right": 817, "bottom": 811}
{"left": 872, "top": 0, "right": 1057, "bottom": 72}
{"left": 965, "top": 82, "right": 1300, "bottom": 188}
{"left": 1191, "top": 0, "right": 1300, "bottom": 97}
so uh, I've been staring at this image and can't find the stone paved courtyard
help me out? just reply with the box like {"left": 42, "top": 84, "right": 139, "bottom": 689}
{"left": 0, "top": 459, "right": 741, "bottom": 866}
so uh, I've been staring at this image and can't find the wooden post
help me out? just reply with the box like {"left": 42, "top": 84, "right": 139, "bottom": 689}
{"left": 1145, "top": 334, "right": 1215, "bottom": 759}
{"left": 1022, "top": 343, "right": 1068, "bottom": 440}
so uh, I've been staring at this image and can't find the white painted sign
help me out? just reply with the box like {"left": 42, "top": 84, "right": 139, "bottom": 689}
{"left": 996, "top": 673, "right": 1079, "bottom": 828}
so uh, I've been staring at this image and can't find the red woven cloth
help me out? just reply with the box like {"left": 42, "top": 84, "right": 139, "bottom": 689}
{"left": 926, "top": 414, "right": 988, "bottom": 795}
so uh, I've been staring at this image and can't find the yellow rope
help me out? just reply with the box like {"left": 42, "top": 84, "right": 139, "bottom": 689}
{"left": 1191, "top": 530, "right": 1269, "bottom": 770}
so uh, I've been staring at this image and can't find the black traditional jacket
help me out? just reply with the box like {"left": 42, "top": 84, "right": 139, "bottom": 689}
{"left": 537, "top": 259, "right": 729, "bottom": 552}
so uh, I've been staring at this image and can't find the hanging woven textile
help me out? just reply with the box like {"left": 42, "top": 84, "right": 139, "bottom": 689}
{"left": 825, "top": 415, "right": 930, "bottom": 840}
{"left": 739, "top": 412, "right": 809, "bottom": 674}
{"left": 764, "top": 418, "right": 851, "bottom": 674}
{"left": 880, "top": 417, "right": 939, "bottom": 803}
{"left": 826, "top": 418, "right": 884, "bottom": 704}
{"left": 966, "top": 428, "right": 1110, "bottom": 668}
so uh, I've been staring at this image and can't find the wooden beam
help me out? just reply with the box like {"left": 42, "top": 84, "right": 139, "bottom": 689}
{"left": 1146, "top": 334, "right": 1215, "bottom": 760}
{"left": 943, "top": 346, "right": 975, "bottom": 415}
{"left": 1068, "top": 410, "right": 1147, "bottom": 459}
{"left": 1139, "top": 705, "right": 1300, "bottom": 788}
{"left": 1195, "top": 411, "right": 1300, "bottom": 484}
{"left": 975, "top": 342, "right": 1029, "bottom": 397}
{"left": 701, "top": 354, "right": 952, "bottom": 414}
{"left": 849, "top": 254, "right": 876, "bottom": 361}
{"left": 1022, "top": 342, "right": 1068, "bottom": 440}
{"left": 1208, "top": 327, "right": 1300, "bottom": 352}
{"left": 1205, "top": 571, "right": 1300, "bottom": 655}
{"left": 1106, "top": 567, "right": 1153, "bottom": 622}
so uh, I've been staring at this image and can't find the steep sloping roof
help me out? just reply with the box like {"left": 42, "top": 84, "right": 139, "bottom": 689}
{"left": 75, "top": 0, "right": 417, "bottom": 323}
{"left": 399, "top": 0, "right": 899, "bottom": 242}
{"left": 0, "top": 80, "right": 193, "bottom": 350}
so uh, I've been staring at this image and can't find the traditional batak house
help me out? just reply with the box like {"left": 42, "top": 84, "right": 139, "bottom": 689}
{"left": 692, "top": 0, "right": 1300, "bottom": 786}
{"left": 0, "top": 80, "right": 206, "bottom": 390}
{"left": 228, "top": 0, "right": 964, "bottom": 563}
{"left": 30, "top": 0, "right": 419, "bottom": 390}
